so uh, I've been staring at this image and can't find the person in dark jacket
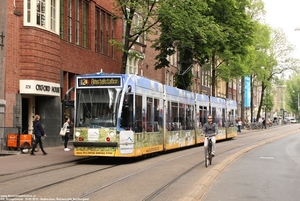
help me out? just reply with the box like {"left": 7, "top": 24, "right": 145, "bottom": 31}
{"left": 202, "top": 115, "right": 218, "bottom": 157}
{"left": 30, "top": 114, "right": 47, "bottom": 155}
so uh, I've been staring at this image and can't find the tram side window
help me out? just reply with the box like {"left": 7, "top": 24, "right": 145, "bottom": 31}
{"left": 178, "top": 103, "right": 185, "bottom": 130}
{"left": 228, "top": 110, "right": 235, "bottom": 127}
{"left": 120, "top": 93, "right": 133, "bottom": 129}
{"left": 211, "top": 107, "right": 217, "bottom": 124}
{"left": 154, "top": 98, "right": 160, "bottom": 132}
{"left": 221, "top": 108, "right": 226, "bottom": 127}
{"left": 146, "top": 97, "right": 153, "bottom": 132}
{"left": 199, "top": 106, "right": 208, "bottom": 127}
{"left": 135, "top": 95, "right": 143, "bottom": 133}
{"left": 186, "top": 104, "right": 194, "bottom": 130}
{"left": 171, "top": 102, "right": 180, "bottom": 131}
{"left": 167, "top": 101, "right": 171, "bottom": 131}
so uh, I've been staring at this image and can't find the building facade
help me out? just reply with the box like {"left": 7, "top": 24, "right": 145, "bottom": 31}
{"left": 0, "top": 0, "right": 124, "bottom": 146}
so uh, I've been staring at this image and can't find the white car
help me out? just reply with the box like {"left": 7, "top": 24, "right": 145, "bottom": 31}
{"left": 289, "top": 118, "right": 297, "bottom": 123}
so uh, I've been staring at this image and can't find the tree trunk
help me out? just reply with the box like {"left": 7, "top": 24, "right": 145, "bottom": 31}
{"left": 226, "top": 82, "right": 229, "bottom": 98}
{"left": 257, "top": 82, "right": 265, "bottom": 120}
{"left": 211, "top": 53, "right": 216, "bottom": 97}
{"left": 121, "top": 18, "right": 133, "bottom": 74}
{"left": 121, "top": 53, "right": 128, "bottom": 74}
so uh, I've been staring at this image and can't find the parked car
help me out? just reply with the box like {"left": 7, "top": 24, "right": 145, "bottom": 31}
{"left": 289, "top": 118, "right": 297, "bottom": 123}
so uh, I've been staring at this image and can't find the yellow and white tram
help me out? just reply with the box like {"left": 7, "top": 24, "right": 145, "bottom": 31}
{"left": 73, "top": 74, "right": 237, "bottom": 157}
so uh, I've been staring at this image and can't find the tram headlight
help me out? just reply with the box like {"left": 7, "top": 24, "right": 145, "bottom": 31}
{"left": 106, "top": 137, "right": 111, "bottom": 142}
{"left": 75, "top": 132, "right": 80, "bottom": 137}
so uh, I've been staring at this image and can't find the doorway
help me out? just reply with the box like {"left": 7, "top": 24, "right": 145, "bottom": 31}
{"left": 22, "top": 98, "right": 29, "bottom": 134}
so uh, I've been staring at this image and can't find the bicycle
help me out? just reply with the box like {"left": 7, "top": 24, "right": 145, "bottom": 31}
{"left": 204, "top": 136, "right": 213, "bottom": 167}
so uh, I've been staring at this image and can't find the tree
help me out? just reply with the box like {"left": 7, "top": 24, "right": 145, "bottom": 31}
{"left": 112, "top": 0, "right": 161, "bottom": 73}
{"left": 246, "top": 23, "right": 272, "bottom": 121}
{"left": 255, "top": 28, "right": 300, "bottom": 120}
{"left": 205, "top": 0, "right": 255, "bottom": 96}
{"left": 153, "top": 0, "right": 217, "bottom": 90}
{"left": 286, "top": 76, "right": 300, "bottom": 117}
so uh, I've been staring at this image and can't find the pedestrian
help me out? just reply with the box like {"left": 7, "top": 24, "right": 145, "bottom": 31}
{"left": 237, "top": 118, "right": 242, "bottom": 133}
{"left": 202, "top": 115, "right": 218, "bottom": 157}
{"left": 262, "top": 118, "right": 266, "bottom": 129}
{"left": 63, "top": 117, "right": 71, "bottom": 151}
{"left": 30, "top": 114, "right": 47, "bottom": 155}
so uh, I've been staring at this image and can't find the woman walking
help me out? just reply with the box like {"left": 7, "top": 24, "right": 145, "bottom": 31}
{"left": 30, "top": 114, "right": 47, "bottom": 155}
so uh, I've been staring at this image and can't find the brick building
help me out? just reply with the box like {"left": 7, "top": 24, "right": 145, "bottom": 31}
{"left": 0, "top": 0, "right": 125, "bottom": 146}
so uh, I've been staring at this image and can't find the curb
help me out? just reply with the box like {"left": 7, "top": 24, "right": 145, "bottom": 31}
{"left": 180, "top": 130, "right": 297, "bottom": 201}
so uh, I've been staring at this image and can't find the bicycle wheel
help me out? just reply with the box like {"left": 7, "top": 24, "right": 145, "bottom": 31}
{"left": 208, "top": 145, "right": 212, "bottom": 165}
{"left": 205, "top": 155, "right": 209, "bottom": 167}
{"left": 205, "top": 145, "right": 211, "bottom": 167}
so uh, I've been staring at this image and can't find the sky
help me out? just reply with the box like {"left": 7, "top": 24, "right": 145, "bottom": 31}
{"left": 263, "top": 0, "right": 300, "bottom": 59}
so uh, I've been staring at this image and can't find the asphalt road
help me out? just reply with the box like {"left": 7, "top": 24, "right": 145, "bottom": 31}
{"left": 202, "top": 126, "right": 300, "bottom": 201}
{"left": 1, "top": 124, "right": 299, "bottom": 201}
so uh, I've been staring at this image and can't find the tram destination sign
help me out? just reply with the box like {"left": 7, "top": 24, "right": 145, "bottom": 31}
{"left": 77, "top": 77, "right": 121, "bottom": 87}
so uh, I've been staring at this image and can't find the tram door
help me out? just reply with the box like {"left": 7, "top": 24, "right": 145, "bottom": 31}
{"left": 62, "top": 101, "right": 74, "bottom": 137}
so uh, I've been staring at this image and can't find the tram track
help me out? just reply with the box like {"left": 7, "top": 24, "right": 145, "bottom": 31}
{"left": 0, "top": 157, "right": 96, "bottom": 180}
{"left": 49, "top": 130, "right": 280, "bottom": 199}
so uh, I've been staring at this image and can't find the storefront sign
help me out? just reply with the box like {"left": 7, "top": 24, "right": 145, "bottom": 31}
{"left": 20, "top": 80, "right": 60, "bottom": 96}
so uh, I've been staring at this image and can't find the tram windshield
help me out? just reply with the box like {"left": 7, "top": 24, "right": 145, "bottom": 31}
{"left": 75, "top": 88, "right": 121, "bottom": 128}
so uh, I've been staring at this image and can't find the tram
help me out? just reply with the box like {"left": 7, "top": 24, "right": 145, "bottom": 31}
{"left": 72, "top": 73, "right": 237, "bottom": 157}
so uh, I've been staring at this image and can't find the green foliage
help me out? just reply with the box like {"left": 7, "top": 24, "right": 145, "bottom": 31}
{"left": 262, "top": 89, "right": 274, "bottom": 113}
{"left": 153, "top": 0, "right": 216, "bottom": 89}
{"left": 154, "top": 0, "right": 257, "bottom": 90}
{"left": 286, "top": 77, "right": 300, "bottom": 113}
{"left": 113, "top": 0, "right": 161, "bottom": 73}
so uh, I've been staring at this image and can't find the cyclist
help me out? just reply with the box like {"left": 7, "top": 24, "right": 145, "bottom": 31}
{"left": 202, "top": 115, "right": 218, "bottom": 157}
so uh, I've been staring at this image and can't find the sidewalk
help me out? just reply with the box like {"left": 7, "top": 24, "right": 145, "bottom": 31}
{"left": 0, "top": 146, "right": 80, "bottom": 175}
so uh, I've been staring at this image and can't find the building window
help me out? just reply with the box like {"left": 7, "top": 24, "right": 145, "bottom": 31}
{"left": 83, "top": 1, "right": 88, "bottom": 48}
{"left": 60, "top": 0, "right": 89, "bottom": 47}
{"left": 126, "top": 57, "right": 138, "bottom": 74}
{"left": 75, "top": 0, "right": 80, "bottom": 45}
{"left": 106, "top": 14, "right": 110, "bottom": 55}
{"left": 67, "top": 0, "right": 72, "bottom": 42}
{"left": 111, "top": 18, "right": 115, "bottom": 57}
{"left": 202, "top": 70, "right": 210, "bottom": 87}
{"left": 100, "top": 11, "right": 105, "bottom": 53}
{"left": 60, "top": 0, "right": 64, "bottom": 39}
{"left": 24, "top": 0, "right": 60, "bottom": 34}
{"left": 95, "top": 8, "right": 114, "bottom": 56}
{"left": 50, "top": 0, "right": 56, "bottom": 31}
{"left": 36, "top": 0, "right": 46, "bottom": 27}
{"left": 27, "top": 0, "right": 31, "bottom": 23}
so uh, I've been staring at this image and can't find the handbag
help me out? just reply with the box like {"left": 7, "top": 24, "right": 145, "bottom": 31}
{"left": 59, "top": 127, "right": 66, "bottom": 136}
